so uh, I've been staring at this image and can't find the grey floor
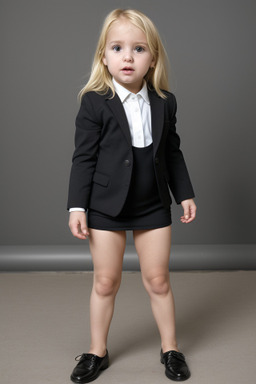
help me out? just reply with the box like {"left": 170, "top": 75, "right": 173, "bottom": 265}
{"left": 0, "top": 271, "right": 255, "bottom": 384}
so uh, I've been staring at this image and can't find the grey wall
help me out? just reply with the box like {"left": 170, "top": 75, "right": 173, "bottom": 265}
{"left": 1, "top": 0, "right": 256, "bottom": 248}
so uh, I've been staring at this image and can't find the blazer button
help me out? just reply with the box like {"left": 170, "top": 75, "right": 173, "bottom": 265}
{"left": 155, "top": 157, "right": 159, "bottom": 165}
{"left": 124, "top": 159, "right": 131, "bottom": 167}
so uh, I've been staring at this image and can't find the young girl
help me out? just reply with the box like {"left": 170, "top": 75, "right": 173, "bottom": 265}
{"left": 67, "top": 8, "right": 196, "bottom": 383}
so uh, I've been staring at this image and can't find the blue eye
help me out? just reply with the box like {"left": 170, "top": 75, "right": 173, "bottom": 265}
{"left": 135, "top": 46, "right": 145, "bottom": 53}
{"left": 113, "top": 45, "right": 121, "bottom": 52}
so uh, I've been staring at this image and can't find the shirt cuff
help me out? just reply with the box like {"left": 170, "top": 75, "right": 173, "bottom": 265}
{"left": 69, "top": 208, "right": 86, "bottom": 212}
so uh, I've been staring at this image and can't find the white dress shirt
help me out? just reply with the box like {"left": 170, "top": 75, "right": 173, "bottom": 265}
{"left": 112, "top": 78, "right": 152, "bottom": 147}
{"left": 69, "top": 78, "right": 153, "bottom": 213}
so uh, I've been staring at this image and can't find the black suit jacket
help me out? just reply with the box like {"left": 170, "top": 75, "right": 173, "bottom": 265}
{"left": 67, "top": 88, "right": 195, "bottom": 216}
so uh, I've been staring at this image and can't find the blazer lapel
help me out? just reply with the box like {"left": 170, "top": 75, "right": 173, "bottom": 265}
{"left": 148, "top": 89, "right": 165, "bottom": 154}
{"left": 105, "top": 88, "right": 165, "bottom": 151}
{"left": 106, "top": 93, "right": 132, "bottom": 146}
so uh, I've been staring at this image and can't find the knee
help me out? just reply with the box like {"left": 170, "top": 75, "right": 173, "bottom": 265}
{"left": 146, "top": 275, "right": 170, "bottom": 296}
{"left": 94, "top": 276, "right": 120, "bottom": 297}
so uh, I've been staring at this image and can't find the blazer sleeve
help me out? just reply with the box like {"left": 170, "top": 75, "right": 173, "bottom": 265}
{"left": 165, "top": 93, "right": 195, "bottom": 204}
{"left": 67, "top": 93, "right": 102, "bottom": 210}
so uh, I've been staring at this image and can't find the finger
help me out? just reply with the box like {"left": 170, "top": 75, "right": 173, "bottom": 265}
{"left": 180, "top": 210, "right": 196, "bottom": 223}
{"left": 80, "top": 224, "right": 90, "bottom": 237}
{"left": 189, "top": 205, "right": 197, "bottom": 222}
{"left": 183, "top": 206, "right": 190, "bottom": 221}
{"left": 79, "top": 216, "right": 89, "bottom": 236}
{"left": 180, "top": 216, "right": 189, "bottom": 223}
{"left": 75, "top": 232, "right": 87, "bottom": 240}
{"left": 73, "top": 228, "right": 87, "bottom": 239}
{"left": 190, "top": 210, "right": 196, "bottom": 221}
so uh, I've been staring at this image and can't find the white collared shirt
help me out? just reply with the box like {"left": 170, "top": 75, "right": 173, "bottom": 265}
{"left": 69, "top": 79, "right": 152, "bottom": 213}
{"left": 112, "top": 78, "right": 152, "bottom": 148}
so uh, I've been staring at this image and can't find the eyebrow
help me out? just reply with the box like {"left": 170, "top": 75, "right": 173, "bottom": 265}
{"left": 109, "top": 40, "right": 148, "bottom": 45}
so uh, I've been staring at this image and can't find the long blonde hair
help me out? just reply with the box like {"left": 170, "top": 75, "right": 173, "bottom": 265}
{"left": 79, "top": 9, "right": 170, "bottom": 100}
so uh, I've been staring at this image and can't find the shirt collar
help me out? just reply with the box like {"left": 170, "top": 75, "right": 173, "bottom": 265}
{"left": 112, "top": 78, "right": 150, "bottom": 104}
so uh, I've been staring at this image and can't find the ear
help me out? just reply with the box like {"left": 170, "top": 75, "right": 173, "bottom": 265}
{"left": 150, "top": 58, "right": 156, "bottom": 69}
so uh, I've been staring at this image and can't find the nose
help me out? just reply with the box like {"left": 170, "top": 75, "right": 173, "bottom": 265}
{"left": 123, "top": 49, "right": 133, "bottom": 62}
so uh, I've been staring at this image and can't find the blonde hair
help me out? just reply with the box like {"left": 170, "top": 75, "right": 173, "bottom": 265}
{"left": 79, "top": 9, "right": 170, "bottom": 100}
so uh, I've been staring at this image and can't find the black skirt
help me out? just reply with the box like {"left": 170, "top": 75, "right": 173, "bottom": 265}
{"left": 87, "top": 144, "right": 171, "bottom": 230}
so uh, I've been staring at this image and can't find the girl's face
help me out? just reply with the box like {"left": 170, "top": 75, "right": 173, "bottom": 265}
{"left": 103, "top": 19, "right": 155, "bottom": 94}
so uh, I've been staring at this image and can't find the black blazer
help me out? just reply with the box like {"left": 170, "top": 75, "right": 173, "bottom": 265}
{"left": 67, "top": 88, "right": 195, "bottom": 216}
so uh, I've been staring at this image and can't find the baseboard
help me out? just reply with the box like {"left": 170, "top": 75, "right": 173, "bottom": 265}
{"left": 0, "top": 244, "right": 255, "bottom": 271}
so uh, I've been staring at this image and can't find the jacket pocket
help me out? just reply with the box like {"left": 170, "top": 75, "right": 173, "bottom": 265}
{"left": 92, "top": 171, "right": 109, "bottom": 187}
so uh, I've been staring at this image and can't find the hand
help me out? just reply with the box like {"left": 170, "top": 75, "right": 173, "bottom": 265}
{"left": 180, "top": 199, "right": 196, "bottom": 223}
{"left": 68, "top": 211, "right": 89, "bottom": 240}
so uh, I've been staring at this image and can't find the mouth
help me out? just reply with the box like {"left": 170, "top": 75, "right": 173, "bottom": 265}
{"left": 121, "top": 67, "right": 134, "bottom": 73}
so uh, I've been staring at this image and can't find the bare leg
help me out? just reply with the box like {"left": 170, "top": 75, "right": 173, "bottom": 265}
{"left": 88, "top": 229, "right": 126, "bottom": 356}
{"left": 133, "top": 226, "right": 179, "bottom": 353}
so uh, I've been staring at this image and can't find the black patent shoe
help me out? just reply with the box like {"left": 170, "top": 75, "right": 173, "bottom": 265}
{"left": 160, "top": 350, "right": 190, "bottom": 381}
{"left": 70, "top": 351, "right": 109, "bottom": 383}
